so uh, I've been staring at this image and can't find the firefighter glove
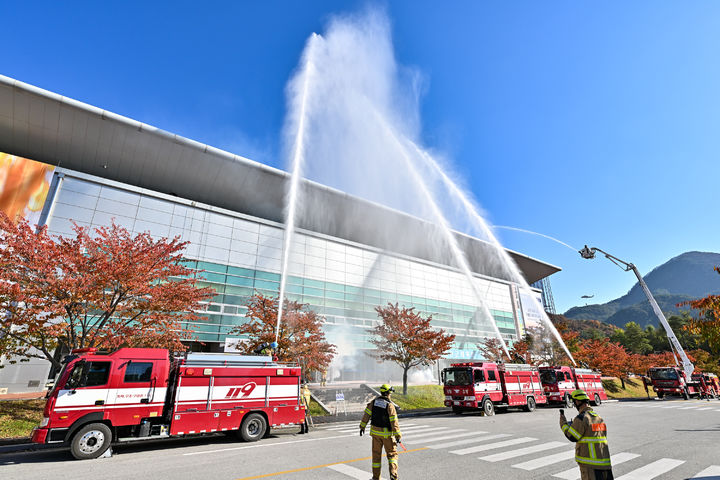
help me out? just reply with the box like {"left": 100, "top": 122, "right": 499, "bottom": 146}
{"left": 395, "top": 436, "right": 401, "bottom": 443}
{"left": 559, "top": 414, "right": 566, "bottom": 427}
{"left": 359, "top": 428, "right": 364, "bottom": 436}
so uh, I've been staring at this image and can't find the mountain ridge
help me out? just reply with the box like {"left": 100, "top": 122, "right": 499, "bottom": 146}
{"left": 564, "top": 251, "right": 720, "bottom": 328}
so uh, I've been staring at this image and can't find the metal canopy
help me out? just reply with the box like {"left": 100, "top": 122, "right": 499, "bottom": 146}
{"left": 0, "top": 74, "right": 560, "bottom": 284}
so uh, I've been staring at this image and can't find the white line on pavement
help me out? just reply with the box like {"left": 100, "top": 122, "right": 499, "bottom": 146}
{"left": 427, "top": 433, "right": 507, "bottom": 450}
{"left": 410, "top": 431, "right": 485, "bottom": 445}
{"left": 695, "top": 407, "right": 713, "bottom": 411}
{"left": 615, "top": 458, "right": 685, "bottom": 480}
{"left": 327, "top": 463, "right": 369, "bottom": 479}
{"left": 450, "top": 437, "right": 536, "bottom": 455}
{"left": 398, "top": 427, "right": 454, "bottom": 439}
{"left": 182, "top": 434, "right": 352, "bottom": 456}
{"left": 552, "top": 452, "right": 640, "bottom": 480}
{"left": 690, "top": 465, "right": 720, "bottom": 478}
{"left": 479, "top": 441, "right": 566, "bottom": 462}
{"left": 512, "top": 449, "right": 575, "bottom": 470}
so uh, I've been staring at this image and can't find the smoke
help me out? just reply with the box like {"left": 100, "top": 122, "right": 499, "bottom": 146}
{"left": 408, "top": 367, "right": 437, "bottom": 384}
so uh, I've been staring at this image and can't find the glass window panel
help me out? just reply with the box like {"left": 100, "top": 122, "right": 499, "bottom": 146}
{"left": 254, "top": 279, "right": 279, "bottom": 290}
{"left": 197, "top": 271, "right": 226, "bottom": 283}
{"left": 197, "top": 262, "right": 227, "bottom": 274}
{"left": 223, "top": 294, "right": 246, "bottom": 306}
{"left": 255, "top": 289, "right": 277, "bottom": 297}
{"left": 325, "top": 290, "right": 344, "bottom": 300}
{"left": 325, "top": 282, "right": 345, "bottom": 293}
{"left": 227, "top": 266, "right": 255, "bottom": 277}
{"left": 224, "top": 285, "right": 254, "bottom": 296}
{"left": 225, "top": 276, "right": 254, "bottom": 287}
{"left": 303, "top": 287, "right": 324, "bottom": 297}
{"left": 288, "top": 276, "right": 304, "bottom": 285}
{"left": 255, "top": 271, "right": 281, "bottom": 281}
{"left": 304, "top": 279, "right": 325, "bottom": 289}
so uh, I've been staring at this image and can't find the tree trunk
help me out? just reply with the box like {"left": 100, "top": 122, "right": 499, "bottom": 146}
{"left": 620, "top": 377, "right": 626, "bottom": 389}
{"left": 403, "top": 367, "right": 408, "bottom": 396}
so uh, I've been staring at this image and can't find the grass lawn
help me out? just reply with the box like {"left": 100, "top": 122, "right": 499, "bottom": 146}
{"left": 380, "top": 385, "right": 445, "bottom": 409}
{"left": 603, "top": 377, "right": 654, "bottom": 399}
{"left": 0, "top": 399, "right": 45, "bottom": 439}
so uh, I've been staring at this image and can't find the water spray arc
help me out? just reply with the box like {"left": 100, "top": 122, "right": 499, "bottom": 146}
{"left": 276, "top": 33, "right": 321, "bottom": 342}
{"left": 410, "top": 145, "right": 576, "bottom": 364}
{"left": 492, "top": 226, "right": 578, "bottom": 252}
{"left": 371, "top": 109, "right": 511, "bottom": 359}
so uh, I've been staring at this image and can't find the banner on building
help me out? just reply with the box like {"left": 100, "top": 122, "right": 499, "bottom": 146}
{"left": 0, "top": 152, "right": 55, "bottom": 225}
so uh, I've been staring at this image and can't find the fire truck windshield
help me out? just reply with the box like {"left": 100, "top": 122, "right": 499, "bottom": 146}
{"left": 650, "top": 369, "right": 679, "bottom": 381}
{"left": 540, "top": 370, "right": 557, "bottom": 384}
{"left": 444, "top": 368, "right": 472, "bottom": 386}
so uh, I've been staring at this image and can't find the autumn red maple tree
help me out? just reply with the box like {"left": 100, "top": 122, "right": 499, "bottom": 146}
{"left": 370, "top": 303, "right": 455, "bottom": 395}
{"left": 229, "top": 292, "right": 336, "bottom": 378}
{"left": 477, "top": 337, "right": 508, "bottom": 362}
{"left": 680, "top": 266, "right": 720, "bottom": 357}
{"left": 0, "top": 213, "right": 214, "bottom": 370}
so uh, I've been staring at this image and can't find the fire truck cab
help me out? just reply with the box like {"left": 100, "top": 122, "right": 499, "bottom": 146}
{"left": 648, "top": 366, "right": 704, "bottom": 400}
{"left": 691, "top": 372, "right": 720, "bottom": 399}
{"left": 539, "top": 366, "right": 607, "bottom": 408}
{"left": 32, "top": 348, "right": 305, "bottom": 459}
{"left": 442, "top": 362, "right": 547, "bottom": 416}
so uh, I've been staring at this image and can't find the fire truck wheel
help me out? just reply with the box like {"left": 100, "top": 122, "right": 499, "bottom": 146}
{"left": 592, "top": 393, "right": 601, "bottom": 406}
{"left": 524, "top": 396, "right": 536, "bottom": 412}
{"left": 657, "top": 391, "right": 664, "bottom": 399}
{"left": 70, "top": 423, "right": 112, "bottom": 460}
{"left": 239, "top": 413, "right": 267, "bottom": 442}
{"left": 481, "top": 398, "right": 494, "bottom": 416}
{"left": 564, "top": 395, "right": 573, "bottom": 409}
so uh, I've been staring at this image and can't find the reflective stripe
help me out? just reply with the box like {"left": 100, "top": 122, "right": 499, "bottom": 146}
{"left": 372, "top": 463, "right": 381, "bottom": 467}
{"left": 360, "top": 422, "right": 367, "bottom": 428}
{"left": 364, "top": 408, "right": 372, "bottom": 415}
{"left": 388, "top": 415, "right": 397, "bottom": 421}
{"left": 561, "top": 424, "right": 582, "bottom": 440}
{"left": 576, "top": 455, "right": 611, "bottom": 466}
{"left": 388, "top": 458, "right": 397, "bottom": 464}
{"left": 578, "top": 437, "right": 607, "bottom": 444}
{"left": 589, "top": 442, "right": 595, "bottom": 459}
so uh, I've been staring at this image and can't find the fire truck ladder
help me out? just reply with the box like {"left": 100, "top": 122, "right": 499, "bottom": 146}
{"left": 579, "top": 246, "right": 695, "bottom": 379}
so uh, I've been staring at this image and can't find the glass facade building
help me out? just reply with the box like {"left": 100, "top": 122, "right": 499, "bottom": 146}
{"left": 47, "top": 170, "right": 525, "bottom": 364}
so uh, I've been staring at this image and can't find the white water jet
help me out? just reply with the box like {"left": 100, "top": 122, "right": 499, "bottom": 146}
{"left": 276, "top": 33, "right": 322, "bottom": 341}
{"left": 372, "top": 109, "right": 511, "bottom": 359}
{"left": 492, "top": 225, "right": 578, "bottom": 252}
{"left": 409, "top": 145, "right": 576, "bottom": 364}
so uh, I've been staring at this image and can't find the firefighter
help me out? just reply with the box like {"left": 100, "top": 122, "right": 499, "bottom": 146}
{"left": 359, "top": 384, "right": 402, "bottom": 480}
{"left": 300, "top": 382, "right": 312, "bottom": 434}
{"left": 560, "top": 389, "right": 614, "bottom": 479}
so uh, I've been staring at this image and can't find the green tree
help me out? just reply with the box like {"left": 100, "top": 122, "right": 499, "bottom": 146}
{"left": 621, "top": 322, "right": 652, "bottom": 354}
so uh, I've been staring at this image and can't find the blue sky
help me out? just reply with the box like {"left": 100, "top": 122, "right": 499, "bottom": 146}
{"left": 3, "top": 1, "right": 719, "bottom": 312}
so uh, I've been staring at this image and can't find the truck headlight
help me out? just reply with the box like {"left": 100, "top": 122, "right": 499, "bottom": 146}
{"left": 40, "top": 417, "right": 49, "bottom": 427}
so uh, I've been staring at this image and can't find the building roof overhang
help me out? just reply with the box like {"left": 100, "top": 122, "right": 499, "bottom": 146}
{"left": 0, "top": 74, "right": 560, "bottom": 284}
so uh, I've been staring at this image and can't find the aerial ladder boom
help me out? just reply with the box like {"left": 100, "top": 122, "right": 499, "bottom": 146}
{"left": 579, "top": 246, "right": 694, "bottom": 378}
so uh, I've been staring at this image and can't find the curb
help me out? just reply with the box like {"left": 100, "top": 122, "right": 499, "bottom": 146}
{"left": 0, "top": 442, "right": 63, "bottom": 455}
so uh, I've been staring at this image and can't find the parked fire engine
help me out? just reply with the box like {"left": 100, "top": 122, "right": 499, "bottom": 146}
{"left": 442, "top": 362, "right": 547, "bottom": 416}
{"left": 648, "top": 366, "right": 720, "bottom": 400}
{"left": 32, "top": 348, "right": 305, "bottom": 459}
{"left": 539, "top": 366, "right": 607, "bottom": 408}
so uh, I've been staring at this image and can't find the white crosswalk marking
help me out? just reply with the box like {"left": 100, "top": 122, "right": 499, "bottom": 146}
{"left": 478, "top": 441, "right": 566, "bottom": 462}
{"left": 427, "top": 433, "right": 508, "bottom": 449}
{"left": 413, "top": 431, "right": 486, "bottom": 444}
{"left": 678, "top": 406, "right": 702, "bottom": 410}
{"left": 512, "top": 449, "right": 575, "bottom": 470}
{"left": 450, "top": 437, "right": 536, "bottom": 455}
{"left": 690, "top": 465, "right": 720, "bottom": 478}
{"left": 334, "top": 423, "right": 420, "bottom": 433}
{"left": 400, "top": 427, "right": 458, "bottom": 439}
{"left": 615, "top": 458, "right": 685, "bottom": 479}
{"left": 552, "top": 452, "right": 640, "bottom": 480}
{"left": 695, "top": 407, "right": 713, "bottom": 411}
{"left": 327, "top": 463, "right": 369, "bottom": 479}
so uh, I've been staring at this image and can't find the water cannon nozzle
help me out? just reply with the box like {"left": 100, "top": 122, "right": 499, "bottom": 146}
{"left": 579, "top": 245, "right": 596, "bottom": 260}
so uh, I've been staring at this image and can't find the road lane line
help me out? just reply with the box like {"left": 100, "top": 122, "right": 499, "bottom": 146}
{"left": 412, "top": 431, "right": 485, "bottom": 444}
{"left": 450, "top": 437, "right": 535, "bottom": 455}
{"left": 182, "top": 434, "right": 352, "bottom": 456}
{"left": 232, "top": 447, "right": 428, "bottom": 480}
{"left": 695, "top": 407, "right": 713, "bottom": 411}
{"left": 326, "top": 464, "right": 369, "bottom": 479}
{"left": 678, "top": 406, "right": 703, "bottom": 410}
{"left": 615, "top": 458, "right": 685, "bottom": 479}
{"left": 552, "top": 452, "right": 640, "bottom": 479}
{"left": 403, "top": 427, "right": 464, "bottom": 440}
{"left": 690, "top": 465, "right": 720, "bottom": 478}
{"left": 427, "top": 433, "right": 507, "bottom": 449}
{"left": 512, "top": 449, "right": 575, "bottom": 470}
{"left": 479, "top": 441, "right": 565, "bottom": 462}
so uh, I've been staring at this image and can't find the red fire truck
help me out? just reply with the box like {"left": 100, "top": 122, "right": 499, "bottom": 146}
{"left": 692, "top": 372, "right": 720, "bottom": 399}
{"left": 539, "top": 366, "right": 607, "bottom": 408}
{"left": 649, "top": 366, "right": 719, "bottom": 400}
{"left": 442, "top": 362, "right": 547, "bottom": 416}
{"left": 31, "top": 348, "right": 305, "bottom": 459}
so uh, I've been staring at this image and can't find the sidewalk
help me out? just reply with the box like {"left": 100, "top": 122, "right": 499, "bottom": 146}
{"left": 0, "top": 391, "right": 47, "bottom": 401}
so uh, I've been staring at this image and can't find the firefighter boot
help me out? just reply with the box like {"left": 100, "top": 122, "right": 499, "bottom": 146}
{"left": 383, "top": 437, "right": 398, "bottom": 480}
{"left": 371, "top": 436, "right": 383, "bottom": 480}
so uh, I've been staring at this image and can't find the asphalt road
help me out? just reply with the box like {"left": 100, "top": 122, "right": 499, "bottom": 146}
{"left": 2, "top": 398, "right": 720, "bottom": 479}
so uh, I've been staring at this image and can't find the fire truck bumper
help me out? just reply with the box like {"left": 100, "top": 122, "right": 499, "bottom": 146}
{"left": 31, "top": 427, "right": 49, "bottom": 444}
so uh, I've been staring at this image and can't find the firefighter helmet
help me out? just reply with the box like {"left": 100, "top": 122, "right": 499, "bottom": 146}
{"left": 570, "top": 389, "right": 590, "bottom": 401}
{"left": 379, "top": 384, "right": 395, "bottom": 394}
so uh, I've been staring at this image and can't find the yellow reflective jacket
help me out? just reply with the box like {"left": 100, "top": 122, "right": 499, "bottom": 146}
{"left": 359, "top": 396, "right": 401, "bottom": 439}
{"left": 561, "top": 404, "right": 611, "bottom": 469}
